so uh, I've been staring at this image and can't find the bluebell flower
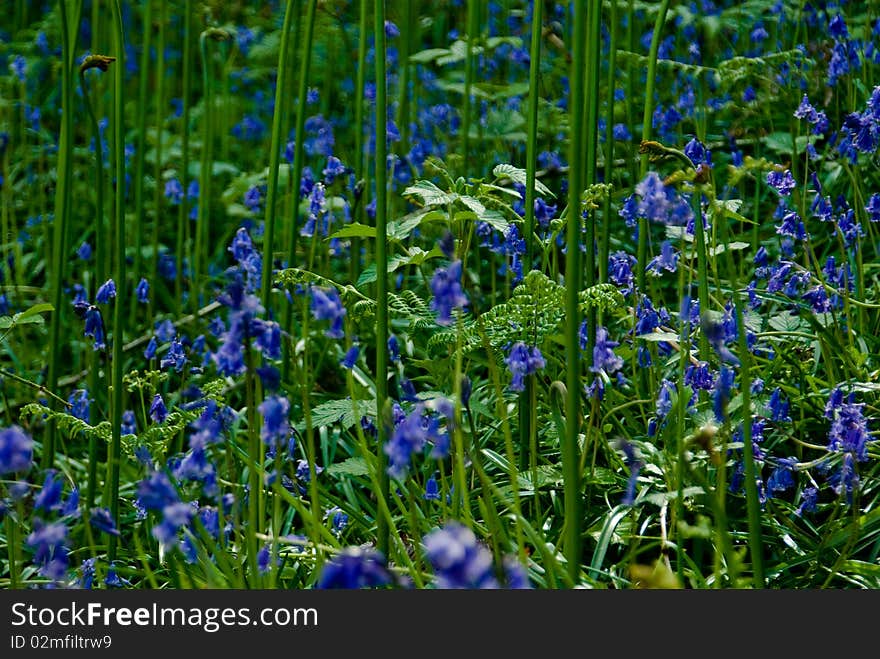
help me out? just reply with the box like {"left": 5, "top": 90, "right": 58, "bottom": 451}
{"left": 338, "top": 344, "right": 359, "bottom": 370}
{"left": 827, "top": 400, "right": 871, "bottom": 462}
{"left": 612, "top": 123, "right": 631, "bottom": 141}
{"left": 150, "top": 393, "right": 168, "bottom": 424}
{"left": 618, "top": 439, "right": 643, "bottom": 506}
{"left": 259, "top": 395, "right": 291, "bottom": 446}
{"left": 68, "top": 389, "right": 91, "bottom": 423}
{"left": 244, "top": 185, "right": 262, "bottom": 213}
{"left": 121, "top": 410, "right": 137, "bottom": 436}
{"left": 136, "top": 471, "right": 179, "bottom": 511}
{"left": 384, "top": 405, "right": 430, "bottom": 479}
{"left": 316, "top": 548, "right": 393, "bottom": 589}
{"left": 310, "top": 286, "right": 346, "bottom": 339}
{"left": 77, "top": 242, "right": 92, "bottom": 261}
{"left": 646, "top": 240, "right": 679, "bottom": 275}
{"left": 829, "top": 453, "right": 859, "bottom": 503}
{"left": 592, "top": 326, "right": 623, "bottom": 375}
{"left": 865, "top": 193, "right": 880, "bottom": 222}
{"left": 388, "top": 334, "right": 400, "bottom": 363}
{"left": 767, "top": 457, "right": 798, "bottom": 494}
{"left": 83, "top": 306, "right": 106, "bottom": 350}
{"left": 796, "top": 486, "right": 818, "bottom": 516}
{"left": 423, "top": 522, "right": 521, "bottom": 589}
{"left": 684, "top": 137, "right": 712, "bottom": 168}
{"left": 712, "top": 366, "right": 736, "bottom": 422}
{"left": 136, "top": 277, "right": 149, "bottom": 303}
{"left": 505, "top": 342, "right": 545, "bottom": 392}
{"left": 766, "top": 170, "right": 796, "bottom": 196}
{"left": 34, "top": 470, "right": 64, "bottom": 513}
{"left": 80, "top": 557, "right": 96, "bottom": 589}
{"left": 89, "top": 507, "right": 120, "bottom": 536}
{"left": 144, "top": 335, "right": 158, "bottom": 360}
{"left": 257, "top": 365, "right": 281, "bottom": 391}
{"left": 767, "top": 387, "right": 791, "bottom": 422}
{"left": 161, "top": 337, "right": 187, "bottom": 372}
{"left": 10, "top": 55, "right": 26, "bottom": 82}
{"left": 257, "top": 545, "right": 271, "bottom": 574}
{"left": 608, "top": 251, "right": 636, "bottom": 295}
{"left": 152, "top": 502, "right": 194, "bottom": 550}
{"left": 26, "top": 519, "right": 69, "bottom": 581}
{"left": 322, "top": 155, "right": 347, "bottom": 184}
{"left": 155, "top": 319, "right": 176, "bottom": 343}
{"left": 424, "top": 475, "right": 441, "bottom": 501}
{"left": 656, "top": 379, "right": 676, "bottom": 419}
{"left": 164, "top": 178, "right": 184, "bottom": 204}
{"left": 95, "top": 278, "right": 117, "bottom": 303}
{"left": 685, "top": 361, "right": 714, "bottom": 391}
{"left": 430, "top": 260, "right": 468, "bottom": 325}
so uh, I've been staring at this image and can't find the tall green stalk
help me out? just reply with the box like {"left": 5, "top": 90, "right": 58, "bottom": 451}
{"left": 194, "top": 30, "right": 216, "bottom": 309}
{"left": 44, "top": 0, "right": 78, "bottom": 470}
{"left": 79, "top": 54, "right": 114, "bottom": 509}
{"left": 130, "top": 0, "right": 152, "bottom": 327}
{"left": 582, "top": 0, "right": 601, "bottom": 369}
{"left": 461, "top": 0, "right": 479, "bottom": 176}
{"left": 281, "top": 0, "right": 318, "bottom": 383}
{"left": 519, "top": 0, "right": 543, "bottom": 475}
{"left": 107, "top": 0, "right": 127, "bottom": 562}
{"left": 564, "top": 0, "right": 587, "bottom": 586}
{"left": 150, "top": 0, "right": 167, "bottom": 316}
{"left": 524, "top": 0, "right": 542, "bottom": 263}
{"left": 600, "top": 0, "right": 618, "bottom": 285}
{"left": 374, "top": 0, "right": 391, "bottom": 556}
{"left": 637, "top": 0, "right": 670, "bottom": 295}
{"left": 718, "top": 204, "right": 765, "bottom": 587}
{"left": 260, "top": 0, "right": 296, "bottom": 310}
{"left": 176, "top": 0, "right": 192, "bottom": 318}
{"left": 351, "top": 0, "right": 369, "bottom": 284}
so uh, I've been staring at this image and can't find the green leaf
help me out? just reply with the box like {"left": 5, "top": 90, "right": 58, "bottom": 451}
{"left": 15, "top": 303, "right": 54, "bottom": 321}
{"left": 0, "top": 316, "right": 12, "bottom": 329}
{"left": 637, "top": 331, "right": 680, "bottom": 342}
{"left": 408, "top": 48, "right": 450, "bottom": 64}
{"left": 327, "top": 223, "right": 376, "bottom": 240}
{"left": 402, "top": 179, "right": 458, "bottom": 207}
{"left": 493, "top": 163, "right": 555, "bottom": 198}
{"left": 458, "top": 195, "right": 485, "bottom": 215}
{"left": 356, "top": 247, "right": 443, "bottom": 286}
{"left": 325, "top": 456, "right": 371, "bottom": 478}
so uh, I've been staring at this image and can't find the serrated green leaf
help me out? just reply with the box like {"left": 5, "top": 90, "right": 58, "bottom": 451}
{"left": 492, "top": 163, "right": 555, "bottom": 198}
{"left": 458, "top": 195, "right": 485, "bottom": 215}
{"left": 402, "top": 179, "right": 458, "bottom": 207}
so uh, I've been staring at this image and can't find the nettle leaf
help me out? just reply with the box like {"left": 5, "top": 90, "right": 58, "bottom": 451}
{"left": 387, "top": 209, "right": 446, "bottom": 241}
{"left": 458, "top": 195, "right": 485, "bottom": 215}
{"left": 402, "top": 179, "right": 458, "bottom": 207}
{"left": 493, "top": 163, "right": 555, "bottom": 198}
{"left": 357, "top": 246, "right": 445, "bottom": 286}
